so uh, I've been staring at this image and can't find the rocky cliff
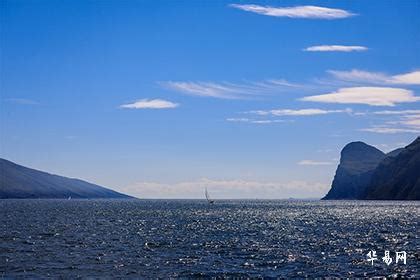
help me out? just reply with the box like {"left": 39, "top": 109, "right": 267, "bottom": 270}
{"left": 322, "top": 142, "right": 385, "bottom": 199}
{"left": 323, "top": 137, "right": 420, "bottom": 200}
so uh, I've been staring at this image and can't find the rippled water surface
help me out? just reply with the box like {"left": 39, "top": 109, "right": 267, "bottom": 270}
{"left": 0, "top": 199, "right": 419, "bottom": 278}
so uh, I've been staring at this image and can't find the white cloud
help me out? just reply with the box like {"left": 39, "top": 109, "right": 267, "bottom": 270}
{"left": 304, "top": 45, "right": 367, "bottom": 52}
{"left": 226, "top": 118, "right": 288, "bottom": 124}
{"left": 120, "top": 99, "right": 179, "bottom": 109}
{"left": 120, "top": 178, "right": 329, "bottom": 199}
{"left": 249, "top": 108, "right": 352, "bottom": 116}
{"left": 297, "top": 160, "right": 334, "bottom": 166}
{"left": 360, "top": 126, "right": 420, "bottom": 134}
{"left": 373, "top": 110, "right": 420, "bottom": 115}
{"left": 235, "top": 108, "right": 353, "bottom": 126}
{"left": 328, "top": 69, "right": 388, "bottom": 84}
{"left": 226, "top": 118, "right": 251, "bottom": 122}
{"left": 162, "top": 79, "right": 299, "bottom": 99}
{"left": 392, "top": 71, "right": 420, "bottom": 85}
{"left": 262, "top": 79, "right": 301, "bottom": 87}
{"left": 250, "top": 120, "right": 284, "bottom": 124}
{"left": 300, "top": 87, "right": 420, "bottom": 106}
{"left": 361, "top": 110, "right": 420, "bottom": 134}
{"left": 230, "top": 4, "right": 355, "bottom": 19}
{"left": 328, "top": 69, "right": 420, "bottom": 85}
{"left": 400, "top": 114, "right": 420, "bottom": 128}
{"left": 228, "top": 108, "right": 351, "bottom": 125}
{"left": 163, "top": 81, "right": 246, "bottom": 99}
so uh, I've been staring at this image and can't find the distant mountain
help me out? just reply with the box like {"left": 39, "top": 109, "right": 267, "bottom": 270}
{"left": 322, "top": 142, "right": 385, "bottom": 199}
{"left": 0, "top": 158, "right": 133, "bottom": 199}
{"left": 364, "top": 137, "right": 420, "bottom": 200}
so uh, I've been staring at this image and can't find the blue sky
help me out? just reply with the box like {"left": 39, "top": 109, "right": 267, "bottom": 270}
{"left": 1, "top": 0, "right": 419, "bottom": 198}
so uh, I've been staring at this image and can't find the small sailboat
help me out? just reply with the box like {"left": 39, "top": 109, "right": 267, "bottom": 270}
{"left": 67, "top": 196, "right": 71, "bottom": 200}
{"left": 205, "top": 187, "right": 214, "bottom": 204}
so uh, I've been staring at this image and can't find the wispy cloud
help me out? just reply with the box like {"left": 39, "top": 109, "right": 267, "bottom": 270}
{"left": 361, "top": 110, "right": 420, "bottom": 134}
{"left": 162, "top": 81, "right": 250, "bottom": 99}
{"left": 229, "top": 4, "right": 355, "bottom": 19}
{"left": 120, "top": 99, "right": 179, "bottom": 109}
{"left": 372, "top": 110, "right": 420, "bottom": 115}
{"left": 301, "top": 87, "right": 420, "bottom": 106}
{"left": 4, "top": 98, "right": 40, "bottom": 105}
{"left": 400, "top": 114, "right": 420, "bottom": 128}
{"left": 249, "top": 108, "right": 352, "bottom": 116}
{"left": 360, "top": 126, "right": 420, "bottom": 134}
{"left": 328, "top": 70, "right": 420, "bottom": 85}
{"left": 226, "top": 118, "right": 251, "bottom": 123}
{"left": 162, "top": 79, "right": 299, "bottom": 99}
{"left": 120, "top": 178, "right": 329, "bottom": 199}
{"left": 226, "top": 118, "right": 289, "bottom": 124}
{"left": 228, "top": 108, "right": 353, "bottom": 126}
{"left": 297, "top": 160, "right": 335, "bottom": 166}
{"left": 304, "top": 45, "right": 368, "bottom": 52}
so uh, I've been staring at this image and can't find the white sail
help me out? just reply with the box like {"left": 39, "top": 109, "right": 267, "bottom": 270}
{"left": 205, "top": 187, "right": 210, "bottom": 201}
{"left": 205, "top": 187, "right": 214, "bottom": 204}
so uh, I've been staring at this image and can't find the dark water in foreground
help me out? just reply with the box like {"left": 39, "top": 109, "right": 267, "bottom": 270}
{"left": 0, "top": 200, "right": 419, "bottom": 278}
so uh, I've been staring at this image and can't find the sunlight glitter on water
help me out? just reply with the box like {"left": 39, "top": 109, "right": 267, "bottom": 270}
{"left": 0, "top": 199, "right": 419, "bottom": 278}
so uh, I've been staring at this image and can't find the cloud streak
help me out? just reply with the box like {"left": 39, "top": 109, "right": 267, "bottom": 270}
{"left": 226, "top": 118, "right": 289, "bottom": 124}
{"left": 361, "top": 109, "right": 420, "bottom": 134}
{"left": 162, "top": 79, "right": 300, "bottom": 99}
{"left": 304, "top": 45, "right": 368, "bottom": 52}
{"left": 228, "top": 108, "right": 353, "bottom": 126}
{"left": 373, "top": 110, "right": 420, "bottom": 115}
{"left": 301, "top": 87, "right": 420, "bottom": 106}
{"left": 400, "top": 114, "right": 420, "bottom": 128}
{"left": 249, "top": 108, "right": 352, "bottom": 116}
{"left": 120, "top": 99, "right": 179, "bottom": 109}
{"left": 230, "top": 4, "right": 355, "bottom": 19}
{"left": 298, "top": 160, "right": 334, "bottom": 166}
{"left": 360, "top": 126, "right": 420, "bottom": 134}
{"left": 163, "top": 81, "right": 250, "bottom": 99}
{"left": 328, "top": 70, "right": 420, "bottom": 85}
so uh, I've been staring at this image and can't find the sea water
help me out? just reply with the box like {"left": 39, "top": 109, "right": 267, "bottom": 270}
{"left": 0, "top": 199, "right": 418, "bottom": 277}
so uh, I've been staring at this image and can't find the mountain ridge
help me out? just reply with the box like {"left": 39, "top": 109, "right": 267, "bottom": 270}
{"left": 0, "top": 158, "right": 134, "bottom": 199}
{"left": 363, "top": 137, "right": 420, "bottom": 200}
